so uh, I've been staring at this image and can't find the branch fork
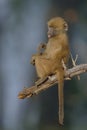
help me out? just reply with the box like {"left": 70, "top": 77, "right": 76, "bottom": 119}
{"left": 18, "top": 63, "right": 87, "bottom": 99}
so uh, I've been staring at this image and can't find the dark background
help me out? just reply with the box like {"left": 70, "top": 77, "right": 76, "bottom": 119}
{"left": 0, "top": 0, "right": 87, "bottom": 130}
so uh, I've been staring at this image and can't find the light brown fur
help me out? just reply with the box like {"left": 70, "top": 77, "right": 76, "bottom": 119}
{"left": 31, "top": 17, "right": 70, "bottom": 124}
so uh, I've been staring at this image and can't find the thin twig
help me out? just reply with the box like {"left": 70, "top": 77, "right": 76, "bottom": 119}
{"left": 18, "top": 64, "right": 87, "bottom": 99}
{"left": 70, "top": 53, "right": 80, "bottom": 80}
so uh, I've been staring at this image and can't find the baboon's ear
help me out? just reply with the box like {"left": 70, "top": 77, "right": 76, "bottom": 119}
{"left": 64, "top": 22, "right": 68, "bottom": 31}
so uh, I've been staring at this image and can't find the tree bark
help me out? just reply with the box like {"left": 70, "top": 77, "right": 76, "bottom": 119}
{"left": 18, "top": 64, "right": 87, "bottom": 99}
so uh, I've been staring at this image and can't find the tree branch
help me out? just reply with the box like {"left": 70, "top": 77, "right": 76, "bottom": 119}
{"left": 18, "top": 64, "right": 87, "bottom": 99}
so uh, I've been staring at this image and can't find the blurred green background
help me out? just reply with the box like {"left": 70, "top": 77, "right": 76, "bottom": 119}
{"left": 0, "top": 0, "right": 87, "bottom": 130}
